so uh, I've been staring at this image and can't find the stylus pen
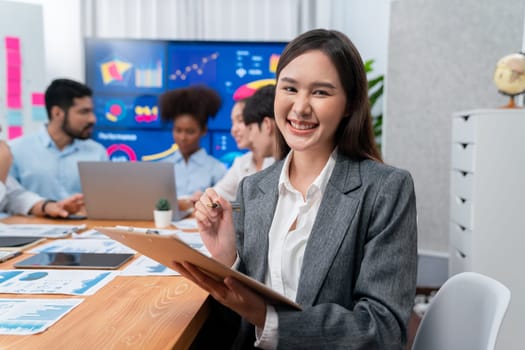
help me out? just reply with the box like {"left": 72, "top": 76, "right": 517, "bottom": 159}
{"left": 207, "top": 201, "right": 241, "bottom": 211}
{"left": 0, "top": 250, "right": 22, "bottom": 263}
{"left": 115, "top": 226, "right": 160, "bottom": 234}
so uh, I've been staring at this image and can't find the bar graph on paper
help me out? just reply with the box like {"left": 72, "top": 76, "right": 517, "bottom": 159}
{"left": 0, "top": 298, "right": 83, "bottom": 335}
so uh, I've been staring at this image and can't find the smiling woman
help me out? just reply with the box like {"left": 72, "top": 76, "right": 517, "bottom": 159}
{"left": 181, "top": 29, "right": 418, "bottom": 350}
{"left": 274, "top": 50, "right": 349, "bottom": 183}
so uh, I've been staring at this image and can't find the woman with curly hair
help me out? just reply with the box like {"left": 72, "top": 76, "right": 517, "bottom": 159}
{"left": 159, "top": 85, "right": 227, "bottom": 197}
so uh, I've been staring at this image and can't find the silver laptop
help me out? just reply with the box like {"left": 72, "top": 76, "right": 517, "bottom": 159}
{"left": 78, "top": 161, "right": 180, "bottom": 221}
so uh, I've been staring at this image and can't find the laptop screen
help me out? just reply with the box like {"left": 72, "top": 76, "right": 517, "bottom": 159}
{"left": 78, "top": 161, "right": 180, "bottom": 221}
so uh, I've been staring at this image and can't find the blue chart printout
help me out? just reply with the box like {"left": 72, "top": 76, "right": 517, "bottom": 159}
{"left": 0, "top": 224, "right": 86, "bottom": 238}
{"left": 0, "top": 270, "right": 119, "bottom": 296}
{"left": 28, "top": 239, "right": 135, "bottom": 254}
{"left": 0, "top": 298, "right": 83, "bottom": 335}
{"left": 121, "top": 255, "right": 178, "bottom": 276}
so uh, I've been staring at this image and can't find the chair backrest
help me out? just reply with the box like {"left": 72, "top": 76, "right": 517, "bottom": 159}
{"left": 412, "top": 271, "right": 511, "bottom": 350}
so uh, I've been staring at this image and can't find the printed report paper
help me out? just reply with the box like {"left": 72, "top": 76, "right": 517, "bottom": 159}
{"left": 0, "top": 270, "right": 118, "bottom": 296}
{"left": 0, "top": 298, "right": 83, "bottom": 335}
{"left": 0, "top": 224, "right": 86, "bottom": 238}
{"left": 121, "top": 255, "right": 179, "bottom": 276}
{"left": 28, "top": 239, "right": 135, "bottom": 254}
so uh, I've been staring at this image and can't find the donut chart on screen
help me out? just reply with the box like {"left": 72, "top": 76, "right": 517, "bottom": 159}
{"left": 232, "top": 78, "right": 276, "bottom": 101}
{"left": 107, "top": 144, "right": 137, "bottom": 161}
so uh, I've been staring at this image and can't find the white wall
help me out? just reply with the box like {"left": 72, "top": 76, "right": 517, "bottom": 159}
{"left": 6, "top": 0, "right": 84, "bottom": 82}
{"left": 0, "top": 0, "right": 47, "bottom": 138}
{"left": 385, "top": 0, "right": 525, "bottom": 253}
{"left": 333, "top": 1, "right": 391, "bottom": 80}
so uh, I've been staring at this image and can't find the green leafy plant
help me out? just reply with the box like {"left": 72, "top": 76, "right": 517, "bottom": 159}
{"left": 155, "top": 198, "right": 171, "bottom": 211}
{"left": 365, "top": 59, "right": 384, "bottom": 150}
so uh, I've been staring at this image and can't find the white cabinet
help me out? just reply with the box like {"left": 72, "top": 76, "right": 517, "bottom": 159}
{"left": 449, "top": 109, "right": 525, "bottom": 350}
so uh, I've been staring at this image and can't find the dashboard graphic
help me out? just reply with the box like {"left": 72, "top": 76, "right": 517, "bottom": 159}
{"left": 94, "top": 129, "right": 176, "bottom": 162}
{"left": 100, "top": 58, "right": 132, "bottom": 85}
{"left": 85, "top": 38, "right": 287, "bottom": 166}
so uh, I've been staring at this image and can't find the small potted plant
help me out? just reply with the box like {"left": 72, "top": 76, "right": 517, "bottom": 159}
{"left": 153, "top": 198, "right": 172, "bottom": 228}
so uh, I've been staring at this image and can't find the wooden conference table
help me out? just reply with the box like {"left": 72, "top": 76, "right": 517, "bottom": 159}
{"left": 0, "top": 216, "right": 210, "bottom": 350}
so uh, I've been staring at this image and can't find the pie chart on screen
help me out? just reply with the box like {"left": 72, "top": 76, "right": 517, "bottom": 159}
{"left": 105, "top": 99, "right": 126, "bottom": 122}
{"left": 233, "top": 79, "right": 275, "bottom": 101}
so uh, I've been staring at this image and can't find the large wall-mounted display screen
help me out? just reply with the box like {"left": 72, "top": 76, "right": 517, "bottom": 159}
{"left": 85, "top": 38, "right": 286, "bottom": 165}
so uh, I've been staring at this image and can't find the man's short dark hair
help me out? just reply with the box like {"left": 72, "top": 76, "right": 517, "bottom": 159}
{"left": 45, "top": 78, "right": 92, "bottom": 119}
{"left": 243, "top": 84, "right": 275, "bottom": 127}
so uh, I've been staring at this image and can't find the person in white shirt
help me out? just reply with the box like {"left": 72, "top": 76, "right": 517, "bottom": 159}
{"left": 213, "top": 98, "right": 274, "bottom": 202}
{"left": 0, "top": 136, "right": 85, "bottom": 218}
{"left": 176, "top": 29, "right": 417, "bottom": 350}
{"left": 243, "top": 84, "right": 278, "bottom": 166}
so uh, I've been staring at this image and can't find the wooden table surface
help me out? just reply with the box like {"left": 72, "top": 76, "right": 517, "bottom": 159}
{"left": 0, "top": 216, "right": 210, "bottom": 350}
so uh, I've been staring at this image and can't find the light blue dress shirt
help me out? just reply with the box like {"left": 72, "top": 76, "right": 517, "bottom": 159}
{"left": 9, "top": 126, "right": 108, "bottom": 200}
{"left": 164, "top": 148, "right": 227, "bottom": 197}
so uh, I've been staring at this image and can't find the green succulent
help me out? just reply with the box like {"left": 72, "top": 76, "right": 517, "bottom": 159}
{"left": 155, "top": 198, "right": 171, "bottom": 211}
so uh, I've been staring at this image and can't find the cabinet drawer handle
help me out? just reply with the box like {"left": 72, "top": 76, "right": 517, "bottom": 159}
{"left": 455, "top": 196, "right": 467, "bottom": 204}
{"left": 456, "top": 249, "right": 467, "bottom": 259}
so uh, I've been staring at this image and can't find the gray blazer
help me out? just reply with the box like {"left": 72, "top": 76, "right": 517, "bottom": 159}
{"left": 231, "top": 152, "right": 418, "bottom": 349}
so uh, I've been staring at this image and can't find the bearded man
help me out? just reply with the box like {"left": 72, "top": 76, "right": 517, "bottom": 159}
{"left": 9, "top": 79, "right": 108, "bottom": 200}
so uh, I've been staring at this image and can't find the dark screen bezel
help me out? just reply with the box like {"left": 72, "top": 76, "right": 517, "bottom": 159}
{"left": 14, "top": 252, "right": 135, "bottom": 269}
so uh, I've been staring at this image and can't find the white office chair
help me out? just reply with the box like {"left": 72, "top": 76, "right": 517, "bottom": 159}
{"left": 412, "top": 271, "right": 510, "bottom": 350}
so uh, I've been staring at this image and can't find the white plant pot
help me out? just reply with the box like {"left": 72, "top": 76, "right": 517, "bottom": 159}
{"left": 153, "top": 210, "right": 172, "bottom": 228}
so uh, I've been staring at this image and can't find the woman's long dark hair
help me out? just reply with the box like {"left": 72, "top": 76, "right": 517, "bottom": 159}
{"left": 275, "top": 29, "right": 382, "bottom": 162}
